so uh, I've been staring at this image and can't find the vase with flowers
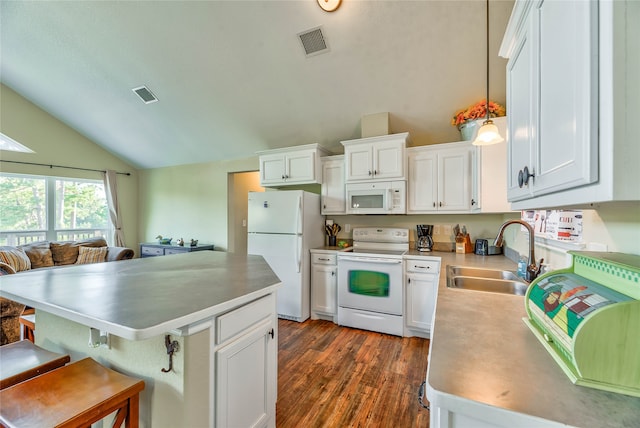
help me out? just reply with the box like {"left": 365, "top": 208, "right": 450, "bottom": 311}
{"left": 451, "top": 99, "right": 506, "bottom": 141}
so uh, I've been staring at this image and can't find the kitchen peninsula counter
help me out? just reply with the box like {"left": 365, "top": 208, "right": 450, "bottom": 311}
{"left": 0, "top": 251, "right": 282, "bottom": 427}
{"left": 0, "top": 251, "right": 281, "bottom": 340}
{"left": 426, "top": 252, "right": 640, "bottom": 427}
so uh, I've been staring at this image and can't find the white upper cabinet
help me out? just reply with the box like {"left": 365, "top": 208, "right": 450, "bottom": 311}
{"left": 500, "top": 0, "right": 640, "bottom": 208}
{"left": 341, "top": 133, "right": 409, "bottom": 182}
{"left": 320, "top": 155, "right": 346, "bottom": 215}
{"left": 407, "top": 141, "right": 472, "bottom": 213}
{"left": 258, "top": 144, "right": 329, "bottom": 187}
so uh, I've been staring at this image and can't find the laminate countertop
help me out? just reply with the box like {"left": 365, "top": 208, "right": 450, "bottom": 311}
{"left": 426, "top": 252, "right": 640, "bottom": 427}
{"left": 0, "top": 251, "right": 281, "bottom": 340}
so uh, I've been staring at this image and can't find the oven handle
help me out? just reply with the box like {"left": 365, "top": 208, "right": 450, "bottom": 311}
{"left": 338, "top": 256, "right": 402, "bottom": 264}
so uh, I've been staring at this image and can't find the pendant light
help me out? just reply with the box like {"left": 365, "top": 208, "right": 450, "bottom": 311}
{"left": 473, "top": 0, "right": 504, "bottom": 146}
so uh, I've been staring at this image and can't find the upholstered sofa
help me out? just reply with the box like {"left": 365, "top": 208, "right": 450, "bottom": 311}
{"left": 0, "top": 237, "right": 134, "bottom": 345}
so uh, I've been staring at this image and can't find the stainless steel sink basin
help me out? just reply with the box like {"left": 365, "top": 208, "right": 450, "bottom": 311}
{"left": 448, "top": 266, "right": 520, "bottom": 281}
{"left": 446, "top": 265, "right": 529, "bottom": 296}
{"left": 448, "top": 276, "right": 529, "bottom": 296}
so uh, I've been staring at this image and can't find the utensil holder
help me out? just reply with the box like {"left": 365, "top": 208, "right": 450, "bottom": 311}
{"left": 328, "top": 236, "right": 336, "bottom": 247}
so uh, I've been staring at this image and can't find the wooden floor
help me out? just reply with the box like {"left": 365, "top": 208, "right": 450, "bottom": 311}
{"left": 276, "top": 319, "right": 431, "bottom": 428}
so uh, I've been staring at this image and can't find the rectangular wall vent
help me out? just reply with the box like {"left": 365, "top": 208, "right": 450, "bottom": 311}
{"left": 298, "top": 26, "right": 330, "bottom": 57}
{"left": 132, "top": 86, "right": 158, "bottom": 104}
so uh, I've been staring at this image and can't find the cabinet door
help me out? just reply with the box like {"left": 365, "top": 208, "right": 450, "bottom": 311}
{"left": 406, "top": 272, "right": 437, "bottom": 333}
{"left": 344, "top": 145, "right": 373, "bottom": 181}
{"left": 285, "top": 151, "right": 316, "bottom": 183}
{"left": 438, "top": 147, "right": 471, "bottom": 211}
{"left": 372, "top": 140, "right": 404, "bottom": 179}
{"left": 216, "top": 318, "right": 275, "bottom": 428}
{"left": 506, "top": 18, "right": 536, "bottom": 201}
{"left": 260, "top": 154, "right": 286, "bottom": 185}
{"left": 534, "top": 0, "right": 598, "bottom": 196}
{"left": 321, "top": 158, "right": 346, "bottom": 215}
{"left": 407, "top": 149, "right": 438, "bottom": 212}
{"left": 311, "top": 264, "right": 337, "bottom": 314}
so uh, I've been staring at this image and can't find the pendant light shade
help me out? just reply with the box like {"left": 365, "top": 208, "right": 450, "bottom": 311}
{"left": 473, "top": 0, "right": 504, "bottom": 146}
{"left": 473, "top": 119, "right": 504, "bottom": 145}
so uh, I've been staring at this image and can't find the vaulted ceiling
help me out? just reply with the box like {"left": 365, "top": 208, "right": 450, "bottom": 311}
{"left": 1, "top": 0, "right": 514, "bottom": 169}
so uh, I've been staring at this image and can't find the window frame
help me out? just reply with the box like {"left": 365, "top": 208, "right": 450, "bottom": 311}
{"left": 0, "top": 172, "right": 112, "bottom": 246}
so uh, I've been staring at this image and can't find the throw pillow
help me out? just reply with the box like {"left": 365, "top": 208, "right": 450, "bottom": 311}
{"left": 0, "top": 247, "right": 31, "bottom": 272}
{"left": 75, "top": 246, "right": 108, "bottom": 264}
{"left": 20, "top": 241, "right": 54, "bottom": 269}
{"left": 0, "top": 261, "right": 16, "bottom": 275}
{"left": 50, "top": 237, "right": 108, "bottom": 265}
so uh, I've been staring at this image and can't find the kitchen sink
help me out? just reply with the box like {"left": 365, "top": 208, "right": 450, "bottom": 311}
{"left": 447, "top": 266, "right": 520, "bottom": 281}
{"left": 448, "top": 277, "right": 529, "bottom": 296}
{"left": 446, "top": 265, "right": 529, "bottom": 296}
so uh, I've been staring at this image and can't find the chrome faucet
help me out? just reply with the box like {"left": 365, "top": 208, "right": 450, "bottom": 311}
{"left": 494, "top": 220, "right": 539, "bottom": 282}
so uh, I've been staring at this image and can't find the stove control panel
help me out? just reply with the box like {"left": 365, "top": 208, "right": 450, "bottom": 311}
{"left": 352, "top": 227, "right": 409, "bottom": 243}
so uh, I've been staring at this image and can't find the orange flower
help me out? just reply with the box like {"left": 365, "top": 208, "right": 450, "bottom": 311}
{"left": 451, "top": 99, "right": 506, "bottom": 127}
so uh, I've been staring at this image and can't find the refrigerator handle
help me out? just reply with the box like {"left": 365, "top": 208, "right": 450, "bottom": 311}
{"left": 296, "top": 195, "right": 302, "bottom": 235}
{"left": 296, "top": 235, "right": 302, "bottom": 273}
{"left": 295, "top": 195, "right": 302, "bottom": 273}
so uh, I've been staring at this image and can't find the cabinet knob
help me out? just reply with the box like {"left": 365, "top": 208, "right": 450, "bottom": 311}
{"left": 268, "top": 328, "right": 274, "bottom": 339}
{"left": 368, "top": 170, "right": 373, "bottom": 176}
{"left": 471, "top": 199, "right": 476, "bottom": 206}
{"left": 373, "top": 170, "right": 377, "bottom": 175}
{"left": 433, "top": 202, "right": 436, "bottom": 207}
{"left": 439, "top": 202, "right": 443, "bottom": 207}
{"left": 282, "top": 175, "right": 285, "bottom": 179}
{"left": 518, "top": 166, "right": 535, "bottom": 188}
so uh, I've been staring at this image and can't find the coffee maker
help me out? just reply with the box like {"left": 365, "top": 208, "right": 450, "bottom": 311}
{"left": 416, "top": 225, "right": 434, "bottom": 252}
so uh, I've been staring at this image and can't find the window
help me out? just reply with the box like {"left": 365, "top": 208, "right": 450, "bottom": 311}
{"left": 0, "top": 173, "right": 110, "bottom": 246}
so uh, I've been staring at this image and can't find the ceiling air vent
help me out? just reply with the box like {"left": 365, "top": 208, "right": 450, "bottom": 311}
{"left": 298, "top": 26, "right": 330, "bottom": 57}
{"left": 132, "top": 86, "right": 158, "bottom": 104}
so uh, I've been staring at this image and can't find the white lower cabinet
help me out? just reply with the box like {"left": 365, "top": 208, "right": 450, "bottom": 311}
{"left": 310, "top": 250, "right": 337, "bottom": 321}
{"left": 215, "top": 295, "right": 277, "bottom": 428}
{"left": 404, "top": 257, "right": 440, "bottom": 338}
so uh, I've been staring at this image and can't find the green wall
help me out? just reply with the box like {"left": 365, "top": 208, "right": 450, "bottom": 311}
{"left": 0, "top": 84, "right": 139, "bottom": 251}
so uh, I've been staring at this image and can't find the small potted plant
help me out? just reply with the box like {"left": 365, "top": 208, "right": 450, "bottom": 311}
{"left": 451, "top": 99, "right": 505, "bottom": 141}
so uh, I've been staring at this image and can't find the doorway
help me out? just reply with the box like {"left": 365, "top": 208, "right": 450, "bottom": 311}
{"left": 227, "top": 171, "right": 263, "bottom": 254}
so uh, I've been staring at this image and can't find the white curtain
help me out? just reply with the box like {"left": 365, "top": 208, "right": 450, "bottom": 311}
{"left": 103, "top": 170, "right": 125, "bottom": 247}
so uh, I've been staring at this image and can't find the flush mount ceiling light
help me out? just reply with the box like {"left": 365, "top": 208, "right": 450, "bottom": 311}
{"left": 473, "top": 0, "right": 504, "bottom": 146}
{"left": 132, "top": 86, "right": 158, "bottom": 104}
{"left": 0, "top": 132, "right": 35, "bottom": 153}
{"left": 317, "top": 0, "right": 341, "bottom": 12}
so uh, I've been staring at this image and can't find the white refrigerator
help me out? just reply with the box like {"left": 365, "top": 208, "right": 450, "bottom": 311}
{"left": 247, "top": 190, "right": 324, "bottom": 322}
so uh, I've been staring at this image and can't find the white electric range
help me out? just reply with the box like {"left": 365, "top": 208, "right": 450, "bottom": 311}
{"left": 336, "top": 227, "right": 409, "bottom": 336}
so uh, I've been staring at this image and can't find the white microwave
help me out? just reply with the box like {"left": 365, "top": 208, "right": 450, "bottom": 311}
{"left": 345, "top": 181, "right": 406, "bottom": 214}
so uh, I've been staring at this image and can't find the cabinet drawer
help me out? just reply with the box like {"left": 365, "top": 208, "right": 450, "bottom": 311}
{"left": 311, "top": 253, "right": 337, "bottom": 265}
{"left": 141, "top": 246, "right": 164, "bottom": 256}
{"left": 405, "top": 259, "right": 440, "bottom": 274}
{"left": 164, "top": 248, "right": 188, "bottom": 255}
{"left": 216, "top": 294, "right": 275, "bottom": 344}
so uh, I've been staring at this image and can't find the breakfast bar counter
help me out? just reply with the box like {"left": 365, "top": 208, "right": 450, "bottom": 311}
{"left": 0, "top": 251, "right": 282, "bottom": 427}
{"left": 426, "top": 252, "right": 640, "bottom": 427}
{"left": 0, "top": 251, "right": 280, "bottom": 340}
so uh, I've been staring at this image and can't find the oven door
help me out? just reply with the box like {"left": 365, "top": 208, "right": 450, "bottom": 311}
{"left": 337, "top": 255, "right": 403, "bottom": 315}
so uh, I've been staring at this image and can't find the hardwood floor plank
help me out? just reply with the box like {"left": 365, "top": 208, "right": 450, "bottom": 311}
{"left": 277, "top": 319, "right": 430, "bottom": 427}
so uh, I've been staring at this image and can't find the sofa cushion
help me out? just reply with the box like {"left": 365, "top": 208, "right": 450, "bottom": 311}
{"left": 50, "top": 237, "right": 107, "bottom": 265}
{"left": 75, "top": 246, "right": 107, "bottom": 264}
{"left": 0, "top": 247, "right": 31, "bottom": 272}
{"left": 20, "top": 241, "right": 54, "bottom": 269}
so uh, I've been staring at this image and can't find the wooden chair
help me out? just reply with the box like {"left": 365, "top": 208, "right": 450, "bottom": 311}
{"left": 18, "top": 312, "right": 35, "bottom": 343}
{"left": 0, "top": 339, "right": 70, "bottom": 390}
{"left": 0, "top": 357, "right": 145, "bottom": 428}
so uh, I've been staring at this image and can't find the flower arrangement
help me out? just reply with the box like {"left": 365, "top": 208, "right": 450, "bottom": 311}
{"left": 451, "top": 99, "right": 506, "bottom": 128}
